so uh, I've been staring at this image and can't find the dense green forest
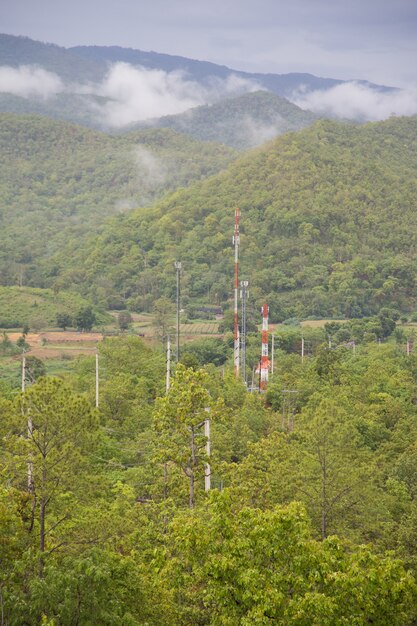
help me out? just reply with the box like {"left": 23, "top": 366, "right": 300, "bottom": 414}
{"left": 51, "top": 115, "right": 417, "bottom": 319}
{"left": 2, "top": 335, "right": 417, "bottom": 623}
{"left": 0, "top": 114, "right": 236, "bottom": 288}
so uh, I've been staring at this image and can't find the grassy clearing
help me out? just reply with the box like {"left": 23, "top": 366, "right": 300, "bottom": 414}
{"left": 0, "top": 286, "right": 110, "bottom": 328}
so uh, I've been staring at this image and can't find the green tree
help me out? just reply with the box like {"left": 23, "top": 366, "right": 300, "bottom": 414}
{"left": 117, "top": 310, "right": 132, "bottom": 331}
{"left": 8, "top": 378, "right": 98, "bottom": 575}
{"left": 162, "top": 492, "right": 416, "bottom": 625}
{"left": 56, "top": 312, "right": 72, "bottom": 330}
{"left": 75, "top": 306, "right": 96, "bottom": 332}
{"left": 153, "top": 365, "right": 211, "bottom": 508}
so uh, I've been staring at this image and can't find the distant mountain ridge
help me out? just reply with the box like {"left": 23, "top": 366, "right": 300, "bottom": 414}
{"left": 69, "top": 43, "right": 393, "bottom": 97}
{"left": 0, "top": 34, "right": 394, "bottom": 143}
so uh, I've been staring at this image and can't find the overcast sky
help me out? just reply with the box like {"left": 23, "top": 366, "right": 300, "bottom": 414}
{"left": 1, "top": 0, "right": 416, "bottom": 88}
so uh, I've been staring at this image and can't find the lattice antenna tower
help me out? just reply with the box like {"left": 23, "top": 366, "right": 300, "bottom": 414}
{"left": 233, "top": 208, "right": 240, "bottom": 377}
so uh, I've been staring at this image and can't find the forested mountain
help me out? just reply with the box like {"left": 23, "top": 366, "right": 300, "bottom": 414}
{"left": 132, "top": 91, "right": 318, "bottom": 149}
{"left": 0, "top": 114, "right": 236, "bottom": 287}
{"left": 0, "top": 35, "right": 392, "bottom": 133}
{"left": 70, "top": 42, "right": 392, "bottom": 97}
{"left": 52, "top": 115, "right": 417, "bottom": 319}
{"left": 0, "top": 34, "right": 106, "bottom": 82}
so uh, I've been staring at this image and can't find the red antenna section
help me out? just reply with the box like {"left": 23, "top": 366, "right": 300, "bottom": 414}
{"left": 233, "top": 208, "right": 240, "bottom": 377}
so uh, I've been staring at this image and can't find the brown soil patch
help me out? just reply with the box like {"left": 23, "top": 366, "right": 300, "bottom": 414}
{"left": 8, "top": 331, "right": 103, "bottom": 360}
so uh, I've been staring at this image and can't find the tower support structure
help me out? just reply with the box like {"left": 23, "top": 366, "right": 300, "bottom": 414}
{"left": 233, "top": 208, "right": 240, "bottom": 377}
{"left": 260, "top": 303, "right": 270, "bottom": 390}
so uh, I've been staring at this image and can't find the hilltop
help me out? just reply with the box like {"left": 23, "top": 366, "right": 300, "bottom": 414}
{"left": 132, "top": 91, "right": 318, "bottom": 149}
{"left": 53, "top": 115, "right": 417, "bottom": 319}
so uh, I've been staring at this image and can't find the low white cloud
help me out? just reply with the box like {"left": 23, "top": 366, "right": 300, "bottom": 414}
{"left": 0, "top": 62, "right": 260, "bottom": 127}
{"left": 0, "top": 65, "right": 64, "bottom": 99}
{"left": 238, "top": 115, "right": 285, "bottom": 147}
{"left": 94, "top": 62, "right": 206, "bottom": 126}
{"left": 92, "top": 62, "right": 259, "bottom": 127}
{"left": 292, "top": 81, "right": 417, "bottom": 121}
{"left": 134, "top": 146, "right": 167, "bottom": 187}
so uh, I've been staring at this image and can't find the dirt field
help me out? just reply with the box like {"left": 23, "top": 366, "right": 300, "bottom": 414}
{"left": 8, "top": 331, "right": 103, "bottom": 359}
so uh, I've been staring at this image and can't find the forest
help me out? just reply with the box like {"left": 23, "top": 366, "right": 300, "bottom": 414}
{"left": 2, "top": 335, "right": 417, "bottom": 624}
{"left": 2, "top": 113, "right": 417, "bottom": 321}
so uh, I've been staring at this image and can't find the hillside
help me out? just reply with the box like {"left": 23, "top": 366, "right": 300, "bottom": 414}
{"left": 54, "top": 116, "right": 417, "bottom": 319}
{"left": 0, "top": 114, "right": 237, "bottom": 288}
{"left": 133, "top": 91, "right": 318, "bottom": 149}
{"left": 0, "top": 286, "right": 108, "bottom": 328}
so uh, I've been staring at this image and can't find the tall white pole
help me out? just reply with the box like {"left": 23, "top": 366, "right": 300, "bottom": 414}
{"left": 271, "top": 334, "right": 275, "bottom": 375}
{"left": 22, "top": 356, "right": 33, "bottom": 491}
{"left": 95, "top": 352, "right": 99, "bottom": 408}
{"left": 407, "top": 340, "right": 410, "bottom": 356}
{"left": 166, "top": 336, "right": 171, "bottom": 393}
{"left": 204, "top": 416, "right": 211, "bottom": 492}
{"left": 301, "top": 335, "right": 305, "bottom": 363}
{"left": 174, "top": 261, "right": 181, "bottom": 362}
{"left": 21, "top": 355, "right": 26, "bottom": 393}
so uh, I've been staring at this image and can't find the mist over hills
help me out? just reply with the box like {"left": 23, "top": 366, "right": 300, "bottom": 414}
{"left": 0, "top": 113, "right": 236, "bottom": 288}
{"left": 1, "top": 33, "right": 410, "bottom": 145}
{"left": 130, "top": 91, "right": 318, "bottom": 150}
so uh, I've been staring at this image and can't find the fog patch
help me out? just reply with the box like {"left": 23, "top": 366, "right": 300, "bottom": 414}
{"left": 292, "top": 82, "right": 417, "bottom": 121}
{"left": 0, "top": 65, "right": 64, "bottom": 99}
{"left": 114, "top": 198, "right": 137, "bottom": 213}
{"left": 91, "top": 63, "right": 260, "bottom": 127}
{"left": 239, "top": 115, "right": 287, "bottom": 147}
{"left": 205, "top": 74, "right": 260, "bottom": 100}
{"left": 92, "top": 63, "right": 205, "bottom": 127}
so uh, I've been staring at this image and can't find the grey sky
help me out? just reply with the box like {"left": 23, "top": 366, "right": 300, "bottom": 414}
{"left": 1, "top": 0, "right": 416, "bottom": 87}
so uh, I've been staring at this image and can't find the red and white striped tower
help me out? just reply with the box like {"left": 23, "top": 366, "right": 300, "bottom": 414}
{"left": 260, "top": 303, "right": 270, "bottom": 390}
{"left": 233, "top": 208, "right": 240, "bottom": 377}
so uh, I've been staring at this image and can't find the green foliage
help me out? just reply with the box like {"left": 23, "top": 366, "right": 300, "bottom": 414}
{"left": 0, "top": 286, "right": 105, "bottom": 328}
{"left": 56, "top": 312, "right": 72, "bottom": 330}
{"left": 137, "top": 90, "right": 318, "bottom": 149}
{"left": 163, "top": 493, "right": 417, "bottom": 625}
{"left": 75, "top": 306, "right": 96, "bottom": 331}
{"left": 2, "top": 335, "right": 417, "bottom": 623}
{"left": 0, "top": 114, "right": 236, "bottom": 298}
{"left": 60, "top": 116, "right": 417, "bottom": 317}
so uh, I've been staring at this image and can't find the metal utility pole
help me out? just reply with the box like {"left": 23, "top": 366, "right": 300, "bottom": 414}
{"left": 95, "top": 352, "right": 99, "bottom": 408}
{"left": 204, "top": 411, "right": 211, "bottom": 492}
{"left": 233, "top": 208, "right": 240, "bottom": 377}
{"left": 271, "top": 334, "right": 275, "bottom": 375}
{"left": 174, "top": 261, "right": 181, "bottom": 362}
{"left": 240, "top": 280, "right": 249, "bottom": 384}
{"left": 22, "top": 355, "right": 33, "bottom": 492}
{"left": 166, "top": 336, "right": 171, "bottom": 393}
{"left": 21, "top": 355, "right": 26, "bottom": 393}
{"left": 301, "top": 335, "right": 305, "bottom": 364}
